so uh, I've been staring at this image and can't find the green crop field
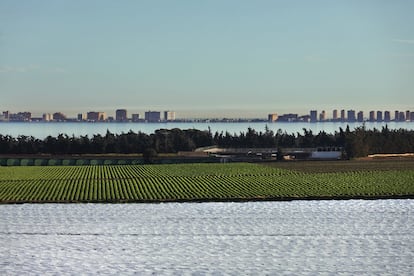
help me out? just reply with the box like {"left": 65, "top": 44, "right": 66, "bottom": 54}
{"left": 261, "top": 159, "right": 414, "bottom": 173}
{"left": 0, "top": 163, "right": 413, "bottom": 203}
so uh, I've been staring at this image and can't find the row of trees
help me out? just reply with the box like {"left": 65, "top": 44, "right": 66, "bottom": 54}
{"left": 0, "top": 126, "right": 413, "bottom": 158}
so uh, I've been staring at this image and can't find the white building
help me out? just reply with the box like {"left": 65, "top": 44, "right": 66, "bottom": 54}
{"left": 164, "top": 111, "right": 176, "bottom": 121}
{"left": 42, "top": 113, "right": 52, "bottom": 121}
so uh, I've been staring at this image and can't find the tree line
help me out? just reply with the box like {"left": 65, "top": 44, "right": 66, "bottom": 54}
{"left": 0, "top": 126, "right": 413, "bottom": 158}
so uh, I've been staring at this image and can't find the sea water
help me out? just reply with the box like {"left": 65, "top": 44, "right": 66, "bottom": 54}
{"left": 1, "top": 121, "right": 414, "bottom": 138}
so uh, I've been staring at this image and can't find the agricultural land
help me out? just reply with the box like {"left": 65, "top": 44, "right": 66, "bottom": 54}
{"left": 1, "top": 161, "right": 413, "bottom": 204}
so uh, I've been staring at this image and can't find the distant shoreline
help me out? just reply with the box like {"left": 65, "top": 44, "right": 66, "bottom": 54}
{"left": 2, "top": 120, "right": 414, "bottom": 123}
{"left": 2, "top": 121, "right": 414, "bottom": 141}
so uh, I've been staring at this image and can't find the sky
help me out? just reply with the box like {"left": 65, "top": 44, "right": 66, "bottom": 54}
{"left": 1, "top": 0, "right": 414, "bottom": 118}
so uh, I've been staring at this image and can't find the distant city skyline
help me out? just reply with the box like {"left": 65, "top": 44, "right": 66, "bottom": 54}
{"left": 3, "top": 106, "right": 413, "bottom": 120}
{"left": 1, "top": 1, "right": 413, "bottom": 117}
{"left": 2, "top": 107, "right": 413, "bottom": 122}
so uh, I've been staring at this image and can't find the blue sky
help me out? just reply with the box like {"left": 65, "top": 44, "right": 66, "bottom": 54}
{"left": 1, "top": 0, "right": 413, "bottom": 118}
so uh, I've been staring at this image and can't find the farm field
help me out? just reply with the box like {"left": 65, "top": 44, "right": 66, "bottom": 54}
{"left": 261, "top": 159, "right": 414, "bottom": 173}
{"left": 0, "top": 162, "right": 413, "bottom": 203}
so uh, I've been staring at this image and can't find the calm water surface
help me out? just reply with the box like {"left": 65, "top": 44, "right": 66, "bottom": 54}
{"left": 1, "top": 200, "right": 413, "bottom": 275}
{"left": 1, "top": 121, "right": 414, "bottom": 138}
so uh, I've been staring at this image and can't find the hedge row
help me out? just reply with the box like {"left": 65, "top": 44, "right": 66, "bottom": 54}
{"left": 0, "top": 157, "right": 217, "bottom": 166}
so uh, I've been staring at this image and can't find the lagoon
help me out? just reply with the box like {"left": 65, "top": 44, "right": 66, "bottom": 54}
{"left": 1, "top": 200, "right": 413, "bottom": 275}
{"left": 1, "top": 121, "right": 414, "bottom": 139}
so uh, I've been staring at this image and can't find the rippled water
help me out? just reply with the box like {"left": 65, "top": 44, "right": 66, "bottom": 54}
{"left": 2, "top": 121, "right": 414, "bottom": 138}
{"left": 1, "top": 200, "right": 413, "bottom": 275}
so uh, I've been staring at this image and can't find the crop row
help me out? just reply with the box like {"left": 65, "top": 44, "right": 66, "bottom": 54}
{"left": 0, "top": 164, "right": 413, "bottom": 202}
{"left": 0, "top": 163, "right": 294, "bottom": 181}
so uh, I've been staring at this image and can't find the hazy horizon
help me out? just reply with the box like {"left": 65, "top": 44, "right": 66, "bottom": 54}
{"left": 3, "top": 106, "right": 414, "bottom": 120}
{"left": 1, "top": 0, "right": 413, "bottom": 118}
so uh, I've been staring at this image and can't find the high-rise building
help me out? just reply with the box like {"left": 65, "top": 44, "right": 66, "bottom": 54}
{"left": 384, "top": 111, "right": 391, "bottom": 122}
{"left": 347, "top": 110, "right": 356, "bottom": 122}
{"left": 319, "top": 110, "right": 326, "bottom": 121}
{"left": 77, "top": 113, "right": 86, "bottom": 121}
{"left": 333, "top": 110, "right": 338, "bottom": 121}
{"left": 395, "top": 111, "right": 400, "bottom": 121}
{"left": 42, "top": 113, "right": 52, "bottom": 121}
{"left": 357, "top": 111, "right": 364, "bottom": 122}
{"left": 340, "top": 109, "right": 346, "bottom": 122}
{"left": 277, "top": 113, "right": 298, "bottom": 122}
{"left": 116, "top": 109, "right": 128, "bottom": 122}
{"left": 9, "top": 112, "right": 31, "bottom": 122}
{"left": 87, "top": 111, "right": 107, "bottom": 121}
{"left": 406, "top": 111, "right": 411, "bottom": 121}
{"left": 299, "top": 115, "right": 311, "bottom": 122}
{"left": 369, "top": 111, "right": 375, "bottom": 122}
{"left": 376, "top": 111, "right": 383, "bottom": 122}
{"left": 310, "top": 110, "right": 317, "bottom": 122}
{"left": 410, "top": 112, "right": 414, "bottom": 122}
{"left": 164, "top": 111, "right": 176, "bottom": 121}
{"left": 268, "top": 113, "right": 278, "bottom": 122}
{"left": 53, "top": 112, "right": 67, "bottom": 121}
{"left": 131, "top": 114, "right": 140, "bottom": 122}
{"left": 145, "top": 111, "right": 161, "bottom": 122}
{"left": 398, "top": 112, "right": 405, "bottom": 122}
